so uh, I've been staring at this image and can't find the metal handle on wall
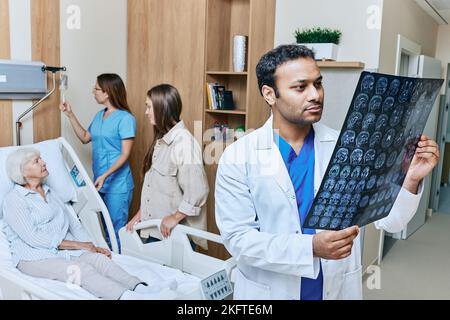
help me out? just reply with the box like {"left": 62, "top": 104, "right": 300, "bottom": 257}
{"left": 15, "top": 66, "right": 66, "bottom": 146}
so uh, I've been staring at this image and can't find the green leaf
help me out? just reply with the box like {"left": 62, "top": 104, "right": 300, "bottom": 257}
{"left": 294, "top": 27, "right": 342, "bottom": 45}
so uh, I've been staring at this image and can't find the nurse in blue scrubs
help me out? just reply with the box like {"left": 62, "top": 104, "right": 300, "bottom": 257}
{"left": 60, "top": 73, "right": 136, "bottom": 251}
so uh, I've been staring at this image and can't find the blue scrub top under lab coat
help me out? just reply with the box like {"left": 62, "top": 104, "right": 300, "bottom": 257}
{"left": 275, "top": 129, "right": 324, "bottom": 300}
{"left": 88, "top": 108, "right": 136, "bottom": 194}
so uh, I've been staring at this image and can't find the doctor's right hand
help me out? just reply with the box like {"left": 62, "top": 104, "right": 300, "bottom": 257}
{"left": 312, "top": 226, "right": 359, "bottom": 260}
{"left": 59, "top": 101, "right": 73, "bottom": 116}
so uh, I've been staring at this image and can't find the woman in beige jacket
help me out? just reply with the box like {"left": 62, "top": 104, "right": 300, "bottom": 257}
{"left": 126, "top": 84, "right": 209, "bottom": 249}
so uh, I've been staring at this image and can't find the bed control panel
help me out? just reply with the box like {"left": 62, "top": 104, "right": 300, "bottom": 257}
{"left": 70, "top": 165, "right": 86, "bottom": 187}
{"left": 200, "top": 269, "right": 233, "bottom": 300}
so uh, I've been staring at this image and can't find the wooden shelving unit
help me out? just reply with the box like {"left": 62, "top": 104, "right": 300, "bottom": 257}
{"left": 317, "top": 61, "right": 365, "bottom": 68}
{"left": 205, "top": 109, "right": 247, "bottom": 115}
{"left": 127, "top": 0, "right": 275, "bottom": 261}
{"left": 202, "top": 0, "right": 276, "bottom": 260}
{"left": 206, "top": 71, "right": 248, "bottom": 75}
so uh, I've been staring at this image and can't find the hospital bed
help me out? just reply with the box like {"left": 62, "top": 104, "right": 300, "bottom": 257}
{"left": 0, "top": 138, "right": 235, "bottom": 300}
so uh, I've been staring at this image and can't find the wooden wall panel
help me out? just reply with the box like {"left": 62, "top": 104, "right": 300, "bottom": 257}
{"left": 246, "top": 0, "right": 275, "bottom": 130}
{"left": 31, "top": 0, "right": 61, "bottom": 143}
{"left": 127, "top": 0, "right": 207, "bottom": 216}
{"left": 0, "top": 0, "right": 13, "bottom": 147}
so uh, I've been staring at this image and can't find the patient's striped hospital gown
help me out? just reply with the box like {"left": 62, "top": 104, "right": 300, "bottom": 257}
{"left": 2, "top": 184, "right": 91, "bottom": 266}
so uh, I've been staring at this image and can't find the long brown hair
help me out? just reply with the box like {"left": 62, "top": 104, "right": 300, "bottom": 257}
{"left": 142, "top": 84, "right": 182, "bottom": 175}
{"left": 97, "top": 73, "right": 132, "bottom": 113}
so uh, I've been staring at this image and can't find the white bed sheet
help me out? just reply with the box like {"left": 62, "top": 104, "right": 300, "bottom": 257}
{"left": 1, "top": 253, "right": 201, "bottom": 300}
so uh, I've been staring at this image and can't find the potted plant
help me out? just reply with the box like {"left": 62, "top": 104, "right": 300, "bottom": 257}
{"left": 294, "top": 27, "right": 342, "bottom": 61}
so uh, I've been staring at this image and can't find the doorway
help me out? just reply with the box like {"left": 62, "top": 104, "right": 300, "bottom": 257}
{"left": 380, "top": 35, "right": 443, "bottom": 261}
{"left": 437, "top": 64, "right": 450, "bottom": 214}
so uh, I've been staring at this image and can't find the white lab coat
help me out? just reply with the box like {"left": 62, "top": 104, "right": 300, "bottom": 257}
{"left": 215, "top": 116, "right": 423, "bottom": 300}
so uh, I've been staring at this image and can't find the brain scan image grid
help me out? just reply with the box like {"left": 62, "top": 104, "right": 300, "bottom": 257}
{"left": 304, "top": 72, "right": 443, "bottom": 231}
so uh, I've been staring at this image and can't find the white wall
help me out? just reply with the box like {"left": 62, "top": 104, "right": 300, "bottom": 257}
{"left": 318, "top": 69, "right": 362, "bottom": 130}
{"left": 274, "top": 0, "right": 383, "bottom": 70}
{"left": 274, "top": 0, "right": 384, "bottom": 129}
{"left": 378, "top": 0, "right": 438, "bottom": 74}
{"left": 436, "top": 25, "right": 450, "bottom": 94}
{"left": 60, "top": 0, "right": 127, "bottom": 177}
{"left": 8, "top": 0, "right": 34, "bottom": 145}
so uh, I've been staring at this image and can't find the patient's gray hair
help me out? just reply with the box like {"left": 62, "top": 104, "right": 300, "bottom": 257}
{"left": 5, "top": 148, "right": 41, "bottom": 185}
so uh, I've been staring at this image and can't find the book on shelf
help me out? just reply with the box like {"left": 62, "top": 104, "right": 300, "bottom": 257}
{"left": 206, "top": 83, "right": 213, "bottom": 109}
{"left": 206, "top": 82, "right": 219, "bottom": 109}
{"left": 222, "top": 90, "right": 234, "bottom": 110}
{"left": 214, "top": 85, "right": 226, "bottom": 110}
{"left": 207, "top": 82, "right": 235, "bottom": 110}
{"left": 206, "top": 82, "right": 214, "bottom": 109}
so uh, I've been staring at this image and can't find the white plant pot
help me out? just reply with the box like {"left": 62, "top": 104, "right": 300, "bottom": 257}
{"left": 298, "top": 43, "right": 338, "bottom": 61}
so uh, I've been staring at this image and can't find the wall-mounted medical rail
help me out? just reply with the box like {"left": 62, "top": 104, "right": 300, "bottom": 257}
{"left": 15, "top": 66, "right": 66, "bottom": 146}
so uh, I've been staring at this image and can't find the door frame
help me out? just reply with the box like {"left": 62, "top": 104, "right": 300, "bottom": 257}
{"left": 378, "top": 35, "right": 422, "bottom": 264}
{"left": 394, "top": 34, "right": 421, "bottom": 76}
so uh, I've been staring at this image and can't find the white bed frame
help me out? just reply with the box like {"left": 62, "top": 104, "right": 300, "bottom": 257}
{"left": 0, "top": 268, "right": 63, "bottom": 300}
{"left": 120, "top": 220, "right": 236, "bottom": 280}
{"left": 0, "top": 137, "right": 235, "bottom": 300}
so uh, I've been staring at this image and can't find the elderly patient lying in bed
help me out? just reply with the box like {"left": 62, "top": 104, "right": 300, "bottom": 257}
{"left": 2, "top": 148, "right": 175, "bottom": 300}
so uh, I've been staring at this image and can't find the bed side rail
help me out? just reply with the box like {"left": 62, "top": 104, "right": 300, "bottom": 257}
{"left": 57, "top": 137, "right": 119, "bottom": 253}
{"left": 0, "top": 269, "right": 62, "bottom": 300}
{"left": 120, "top": 219, "right": 236, "bottom": 280}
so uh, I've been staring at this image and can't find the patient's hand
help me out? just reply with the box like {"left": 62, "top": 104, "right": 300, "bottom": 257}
{"left": 59, "top": 240, "right": 98, "bottom": 253}
{"left": 96, "top": 247, "right": 112, "bottom": 259}
{"left": 78, "top": 242, "right": 111, "bottom": 259}
{"left": 81, "top": 242, "right": 97, "bottom": 253}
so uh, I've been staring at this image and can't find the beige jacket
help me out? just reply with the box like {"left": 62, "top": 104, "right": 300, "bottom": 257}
{"left": 140, "top": 121, "right": 209, "bottom": 249}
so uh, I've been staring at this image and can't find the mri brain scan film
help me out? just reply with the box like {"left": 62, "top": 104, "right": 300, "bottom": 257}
{"left": 304, "top": 72, "right": 442, "bottom": 230}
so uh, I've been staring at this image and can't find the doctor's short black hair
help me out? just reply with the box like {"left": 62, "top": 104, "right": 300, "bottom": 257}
{"left": 256, "top": 44, "right": 315, "bottom": 98}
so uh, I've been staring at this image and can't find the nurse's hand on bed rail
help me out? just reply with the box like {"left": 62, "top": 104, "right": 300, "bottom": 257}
{"left": 160, "top": 211, "right": 187, "bottom": 238}
{"left": 126, "top": 210, "right": 141, "bottom": 233}
{"left": 94, "top": 174, "right": 107, "bottom": 191}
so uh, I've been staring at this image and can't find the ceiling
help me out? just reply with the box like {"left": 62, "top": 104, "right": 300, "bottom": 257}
{"left": 415, "top": 0, "right": 450, "bottom": 24}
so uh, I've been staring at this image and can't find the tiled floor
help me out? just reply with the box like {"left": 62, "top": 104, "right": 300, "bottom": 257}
{"left": 363, "top": 213, "right": 450, "bottom": 299}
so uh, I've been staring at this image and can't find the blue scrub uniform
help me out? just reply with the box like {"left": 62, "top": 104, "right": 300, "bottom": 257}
{"left": 275, "top": 130, "right": 324, "bottom": 300}
{"left": 88, "top": 108, "right": 136, "bottom": 251}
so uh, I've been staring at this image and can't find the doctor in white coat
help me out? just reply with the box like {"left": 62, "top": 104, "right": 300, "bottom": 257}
{"left": 215, "top": 44, "right": 440, "bottom": 300}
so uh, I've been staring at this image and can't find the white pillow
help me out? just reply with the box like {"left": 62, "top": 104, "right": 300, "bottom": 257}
{"left": 0, "top": 151, "right": 13, "bottom": 214}
{"left": 0, "top": 219, "right": 13, "bottom": 268}
{"left": 0, "top": 139, "right": 78, "bottom": 210}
